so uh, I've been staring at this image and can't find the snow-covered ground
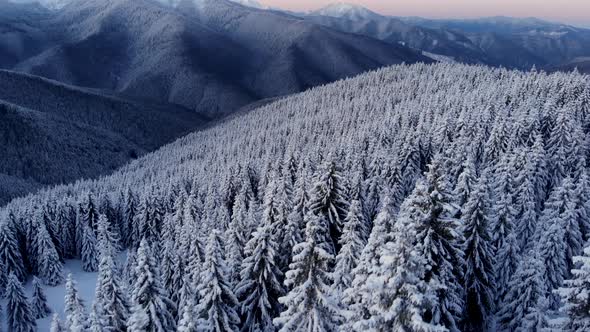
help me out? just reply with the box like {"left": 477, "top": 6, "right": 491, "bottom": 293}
{"left": 1, "top": 252, "right": 126, "bottom": 331}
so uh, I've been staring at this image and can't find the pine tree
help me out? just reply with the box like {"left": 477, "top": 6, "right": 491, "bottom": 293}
{"left": 6, "top": 272, "right": 36, "bottom": 332}
{"left": 64, "top": 274, "right": 88, "bottom": 331}
{"left": 558, "top": 246, "right": 590, "bottom": 331}
{"left": 0, "top": 218, "right": 25, "bottom": 285}
{"left": 94, "top": 248, "right": 130, "bottom": 331}
{"left": 491, "top": 155, "right": 517, "bottom": 256}
{"left": 454, "top": 156, "right": 477, "bottom": 210}
{"left": 411, "top": 159, "right": 466, "bottom": 331}
{"left": 343, "top": 193, "right": 396, "bottom": 327}
{"left": 462, "top": 176, "right": 495, "bottom": 331}
{"left": 31, "top": 276, "right": 52, "bottom": 319}
{"left": 128, "top": 239, "right": 176, "bottom": 332}
{"left": 50, "top": 313, "right": 66, "bottom": 332}
{"left": 352, "top": 194, "right": 444, "bottom": 332}
{"left": 35, "top": 209, "right": 65, "bottom": 286}
{"left": 177, "top": 296, "right": 198, "bottom": 332}
{"left": 274, "top": 213, "right": 342, "bottom": 332}
{"left": 308, "top": 157, "right": 349, "bottom": 253}
{"left": 514, "top": 154, "right": 539, "bottom": 250}
{"left": 493, "top": 232, "right": 520, "bottom": 305}
{"left": 497, "top": 252, "right": 548, "bottom": 331}
{"left": 235, "top": 220, "right": 285, "bottom": 331}
{"left": 332, "top": 198, "right": 366, "bottom": 294}
{"left": 196, "top": 230, "right": 240, "bottom": 332}
{"left": 82, "top": 223, "right": 99, "bottom": 272}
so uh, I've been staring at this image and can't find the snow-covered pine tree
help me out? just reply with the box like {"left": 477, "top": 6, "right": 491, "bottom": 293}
{"left": 124, "top": 189, "right": 139, "bottom": 248}
{"left": 235, "top": 218, "right": 285, "bottom": 331}
{"left": 177, "top": 296, "right": 198, "bottom": 332}
{"left": 128, "top": 239, "right": 176, "bottom": 332}
{"left": 493, "top": 231, "right": 520, "bottom": 306}
{"left": 31, "top": 276, "right": 52, "bottom": 319}
{"left": 0, "top": 217, "right": 25, "bottom": 285}
{"left": 454, "top": 155, "right": 477, "bottom": 211}
{"left": 491, "top": 154, "right": 517, "bottom": 257}
{"left": 274, "top": 212, "right": 342, "bottom": 332}
{"left": 6, "top": 272, "right": 36, "bottom": 332}
{"left": 514, "top": 151, "right": 539, "bottom": 250}
{"left": 332, "top": 197, "right": 366, "bottom": 294}
{"left": 81, "top": 223, "right": 99, "bottom": 272}
{"left": 196, "top": 229, "right": 240, "bottom": 332}
{"left": 342, "top": 193, "right": 396, "bottom": 328}
{"left": 64, "top": 274, "right": 88, "bottom": 331}
{"left": 94, "top": 245, "right": 130, "bottom": 331}
{"left": 50, "top": 313, "right": 65, "bottom": 332}
{"left": 35, "top": 209, "right": 64, "bottom": 286}
{"left": 352, "top": 191, "right": 444, "bottom": 332}
{"left": 558, "top": 246, "right": 590, "bottom": 331}
{"left": 496, "top": 251, "right": 548, "bottom": 331}
{"left": 462, "top": 175, "right": 495, "bottom": 331}
{"left": 308, "top": 157, "right": 349, "bottom": 253}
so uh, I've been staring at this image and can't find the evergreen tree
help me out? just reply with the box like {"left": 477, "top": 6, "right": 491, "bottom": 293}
{"left": 0, "top": 218, "right": 25, "bottom": 285}
{"left": 462, "top": 176, "right": 495, "bottom": 331}
{"left": 31, "top": 276, "right": 52, "bottom": 319}
{"left": 81, "top": 223, "right": 99, "bottom": 272}
{"left": 35, "top": 209, "right": 65, "bottom": 286}
{"left": 352, "top": 194, "right": 443, "bottom": 332}
{"left": 497, "top": 252, "right": 548, "bottom": 331}
{"left": 493, "top": 232, "right": 520, "bottom": 305}
{"left": 6, "top": 272, "right": 36, "bottom": 332}
{"left": 64, "top": 274, "right": 88, "bottom": 331}
{"left": 558, "top": 246, "right": 590, "bottom": 331}
{"left": 128, "top": 239, "right": 176, "bottom": 332}
{"left": 50, "top": 313, "right": 66, "bottom": 332}
{"left": 343, "top": 193, "right": 396, "bottom": 327}
{"left": 94, "top": 248, "right": 130, "bottom": 331}
{"left": 177, "top": 296, "right": 198, "bottom": 332}
{"left": 235, "top": 220, "right": 285, "bottom": 332}
{"left": 332, "top": 198, "right": 367, "bottom": 294}
{"left": 196, "top": 230, "right": 240, "bottom": 332}
{"left": 274, "top": 213, "right": 342, "bottom": 332}
{"left": 308, "top": 157, "right": 349, "bottom": 253}
{"left": 411, "top": 159, "right": 466, "bottom": 331}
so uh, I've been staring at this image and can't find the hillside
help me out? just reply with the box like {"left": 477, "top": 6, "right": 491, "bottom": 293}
{"left": 0, "top": 70, "right": 207, "bottom": 204}
{"left": 1, "top": 63, "right": 590, "bottom": 331}
{"left": 1, "top": 0, "right": 429, "bottom": 116}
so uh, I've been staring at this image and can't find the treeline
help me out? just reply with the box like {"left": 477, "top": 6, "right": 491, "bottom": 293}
{"left": 1, "top": 63, "right": 590, "bottom": 331}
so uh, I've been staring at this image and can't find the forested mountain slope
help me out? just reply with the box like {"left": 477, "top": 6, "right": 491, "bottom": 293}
{"left": 0, "top": 69, "right": 206, "bottom": 205}
{"left": 1, "top": 0, "right": 428, "bottom": 116}
{"left": 2, "top": 63, "right": 590, "bottom": 331}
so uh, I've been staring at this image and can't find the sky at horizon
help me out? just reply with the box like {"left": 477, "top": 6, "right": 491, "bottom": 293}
{"left": 259, "top": 0, "right": 590, "bottom": 27}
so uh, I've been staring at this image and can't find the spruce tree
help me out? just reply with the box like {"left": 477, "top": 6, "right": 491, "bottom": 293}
{"left": 31, "top": 276, "right": 52, "bottom": 319}
{"left": 196, "top": 230, "right": 240, "bottom": 332}
{"left": 6, "top": 272, "right": 36, "bottom": 332}
{"left": 353, "top": 195, "right": 443, "bottom": 332}
{"left": 81, "top": 223, "right": 99, "bottom": 272}
{"left": 50, "top": 313, "right": 66, "bottom": 332}
{"left": 128, "top": 239, "right": 176, "bottom": 332}
{"left": 0, "top": 218, "right": 25, "bottom": 285}
{"left": 558, "top": 246, "right": 590, "bottom": 331}
{"left": 462, "top": 176, "right": 495, "bottom": 331}
{"left": 332, "top": 198, "right": 366, "bottom": 294}
{"left": 308, "top": 157, "right": 349, "bottom": 253}
{"left": 497, "top": 252, "right": 548, "bottom": 331}
{"left": 94, "top": 248, "right": 130, "bottom": 331}
{"left": 274, "top": 213, "right": 342, "bottom": 332}
{"left": 36, "top": 210, "right": 65, "bottom": 286}
{"left": 64, "top": 274, "right": 88, "bottom": 331}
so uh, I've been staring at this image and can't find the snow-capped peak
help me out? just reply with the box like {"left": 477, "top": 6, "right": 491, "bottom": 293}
{"left": 9, "top": 0, "right": 72, "bottom": 10}
{"left": 312, "top": 2, "right": 381, "bottom": 20}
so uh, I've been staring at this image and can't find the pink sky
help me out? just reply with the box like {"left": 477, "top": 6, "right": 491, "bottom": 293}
{"left": 260, "top": 0, "right": 590, "bottom": 26}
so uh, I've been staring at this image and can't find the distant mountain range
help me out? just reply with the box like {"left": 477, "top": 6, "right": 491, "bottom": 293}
{"left": 302, "top": 3, "right": 590, "bottom": 71}
{"left": 1, "top": 0, "right": 428, "bottom": 117}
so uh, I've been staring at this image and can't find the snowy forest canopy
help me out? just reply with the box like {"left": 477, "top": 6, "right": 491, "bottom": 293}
{"left": 1, "top": 63, "right": 590, "bottom": 331}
